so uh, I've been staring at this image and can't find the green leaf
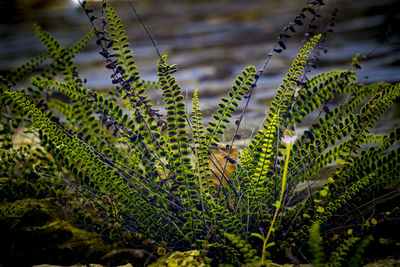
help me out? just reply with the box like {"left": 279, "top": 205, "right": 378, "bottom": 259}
{"left": 250, "top": 233, "right": 265, "bottom": 241}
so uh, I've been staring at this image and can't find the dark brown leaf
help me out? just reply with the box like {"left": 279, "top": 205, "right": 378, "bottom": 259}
{"left": 278, "top": 40, "right": 286, "bottom": 50}
{"left": 148, "top": 109, "right": 156, "bottom": 117}
{"left": 294, "top": 18, "right": 303, "bottom": 25}
{"left": 322, "top": 106, "right": 331, "bottom": 114}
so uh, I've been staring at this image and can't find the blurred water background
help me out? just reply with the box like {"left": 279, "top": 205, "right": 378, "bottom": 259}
{"left": 0, "top": 0, "right": 399, "bottom": 139}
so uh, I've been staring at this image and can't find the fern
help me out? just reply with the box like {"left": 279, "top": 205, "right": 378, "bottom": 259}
{"left": 1, "top": 1, "right": 399, "bottom": 265}
{"left": 206, "top": 66, "right": 256, "bottom": 147}
{"left": 1, "top": 52, "right": 48, "bottom": 87}
{"left": 308, "top": 222, "right": 325, "bottom": 265}
{"left": 191, "top": 89, "right": 209, "bottom": 182}
{"left": 348, "top": 235, "right": 374, "bottom": 267}
{"left": 33, "top": 24, "right": 81, "bottom": 84}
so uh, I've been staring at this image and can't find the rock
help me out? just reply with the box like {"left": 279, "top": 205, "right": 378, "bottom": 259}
{"left": 364, "top": 258, "right": 400, "bottom": 267}
{"left": 0, "top": 198, "right": 134, "bottom": 267}
{"left": 149, "top": 250, "right": 211, "bottom": 267}
{"left": 32, "top": 264, "right": 130, "bottom": 267}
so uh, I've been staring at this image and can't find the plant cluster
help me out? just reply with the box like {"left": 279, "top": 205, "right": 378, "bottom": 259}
{"left": 0, "top": 0, "right": 399, "bottom": 265}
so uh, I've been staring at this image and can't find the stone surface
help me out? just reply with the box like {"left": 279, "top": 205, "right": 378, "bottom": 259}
{"left": 148, "top": 250, "right": 211, "bottom": 267}
{"left": 0, "top": 198, "right": 144, "bottom": 266}
{"left": 33, "top": 264, "right": 133, "bottom": 267}
{"left": 364, "top": 259, "right": 400, "bottom": 267}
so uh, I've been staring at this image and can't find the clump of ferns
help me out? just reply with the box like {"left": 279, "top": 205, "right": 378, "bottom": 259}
{"left": 1, "top": 0, "right": 399, "bottom": 264}
{"left": 305, "top": 222, "right": 375, "bottom": 267}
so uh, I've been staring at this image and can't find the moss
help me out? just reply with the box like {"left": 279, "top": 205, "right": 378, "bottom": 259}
{"left": 149, "top": 250, "right": 211, "bottom": 267}
{"left": 0, "top": 198, "right": 120, "bottom": 266}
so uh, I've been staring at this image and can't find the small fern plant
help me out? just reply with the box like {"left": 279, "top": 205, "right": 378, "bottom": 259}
{"left": 1, "top": 0, "right": 399, "bottom": 265}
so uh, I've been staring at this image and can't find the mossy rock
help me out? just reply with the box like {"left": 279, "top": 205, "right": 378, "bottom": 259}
{"left": 149, "top": 250, "right": 211, "bottom": 267}
{"left": 0, "top": 198, "right": 140, "bottom": 266}
{"left": 364, "top": 258, "right": 400, "bottom": 267}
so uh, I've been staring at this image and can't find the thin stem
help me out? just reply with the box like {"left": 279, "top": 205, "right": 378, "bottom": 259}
{"left": 127, "top": 0, "right": 162, "bottom": 58}
{"left": 261, "top": 142, "right": 292, "bottom": 264}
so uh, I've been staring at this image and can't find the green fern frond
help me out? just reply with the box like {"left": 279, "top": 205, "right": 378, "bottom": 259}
{"left": 308, "top": 222, "right": 325, "bottom": 265}
{"left": 244, "top": 34, "right": 322, "bottom": 180}
{"left": 1, "top": 52, "right": 49, "bottom": 86}
{"left": 222, "top": 232, "right": 260, "bottom": 264}
{"left": 291, "top": 70, "right": 356, "bottom": 123}
{"left": 333, "top": 83, "right": 400, "bottom": 173}
{"left": 206, "top": 66, "right": 256, "bottom": 147}
{"left": 2, "top": 89, "right": 183, "bottom": 243}
{"left": 288, "top": 82, "right": 394, "bottom": 185}
{"left": 252, "top": 112, "right": 279, "bottom": 185}
{"left": 348, "top": 235, "right": 374, "bottom": 267}
{"left": 191, "top": 89, "right": 211, "bottom": 182}
{"left": 328, "top": 236, "right": 361, "bottom": 267}
{"left": 293, "top": 125, "right": 399, "bottom": 241}
{"left": 67, "top": 29, "right": 95, "bottom": 57}
{"left": 104, "top": 3, "right": 154, "bottom": 116}
{"left": 157, "top": 55, "right": 191, "bottom": 169}
{"left": 33, "top": 24, "right": 78, "bottom": 84}
{"left": 47, "top": 98, "right": 122, "bottom": 161}
{"left": 31, "top": 77, "right": 169, "bottom": 190}
{"left": 32, "top": 78, "right": 87, "bottom": 102}
{"left": 105, "top": 3, "right": 140, "bottom": 81}
{"left": 3, "top": 2, "right": 400, "bottom": 262}
{"left": 157, "top": 55, "right": 207, "bottom": 243}
{"left": 301, "top": 132, "right": 385, "bottom": 180}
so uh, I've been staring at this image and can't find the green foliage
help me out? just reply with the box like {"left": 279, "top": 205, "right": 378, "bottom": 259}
{"left": 191, "top": 89, "right": 209, "bottom": 182}
{"left": 32, "top": 24, "right": 94, "bottom": 84}
{"left": 308, "top": 223, "right": 325, "bottom": 265}
{"left": 206, "top": 66, "right": 256, "bottom": 147}
{"left": 0, "top": 1, "right": 399, "bottom": 265}
{"left": 1, "top": 52, "right": 48, "bottom": 87}
{"left": 328, "top": 235, "right": 374, "bottom": 267}
{"left": 209, "top": 232, "right": 260, "bottom": 264}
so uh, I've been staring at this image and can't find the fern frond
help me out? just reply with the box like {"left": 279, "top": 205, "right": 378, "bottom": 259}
{"left": 157, "top": 55, "right": 191, "bottom": 166}
{"left": 157, "top": 54, "right": 207, "bottom": 243}
{"left": 308, "top": 222, "right": 325, "bottom": 265}
{"left": 301, "top": 132, "right": 385, "bottom": 181}
{"left": 237, "top": 35, "right": 326, "bottom": 226}
{"left": 287, "top": 82, "right": 392, "bottom": 185}
{"left": 348, "top": 235, "right": 374, "bottom": 267}
{"left": 328, "top": 236, "right": 361, "bottom": 267}
{"left": 33, "top": 24, "right": 78, "bottom": 84}
{"left": 67, "top": 29, "right": 95, "bottom": 57}
{"left": 222, "top": 232, "right": 260, "bottom": 264}
{"left": 1, "top": 52, "right": 49, "bottom": 86}
{"left": 105, "top": 3, "right": 139, "bottom": 82}
{"left": 47, "top": 98, "right": 122, "bottom": 161}
{"left": 206, "top": 66, "right": 256, "bottom": 147}
{"left": 291, "top": 70, "right": 356, "bottom": 124}
{"left": 104, "top": 3, "right": 156, "bottom": 119}
{"left": 244, "top": 34, "right": 322, "bottom": 178}
{"left": 191, "top": 89, "right": 211, "bottom": 182}
{"left": 32, "top": 77, "right": 170, "bottom": 189}
{"left": 286, "top": 82, "right": 400, "bottom": 248}
{"left": 2, "top": 89, "right": 186, "bottom": 243}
